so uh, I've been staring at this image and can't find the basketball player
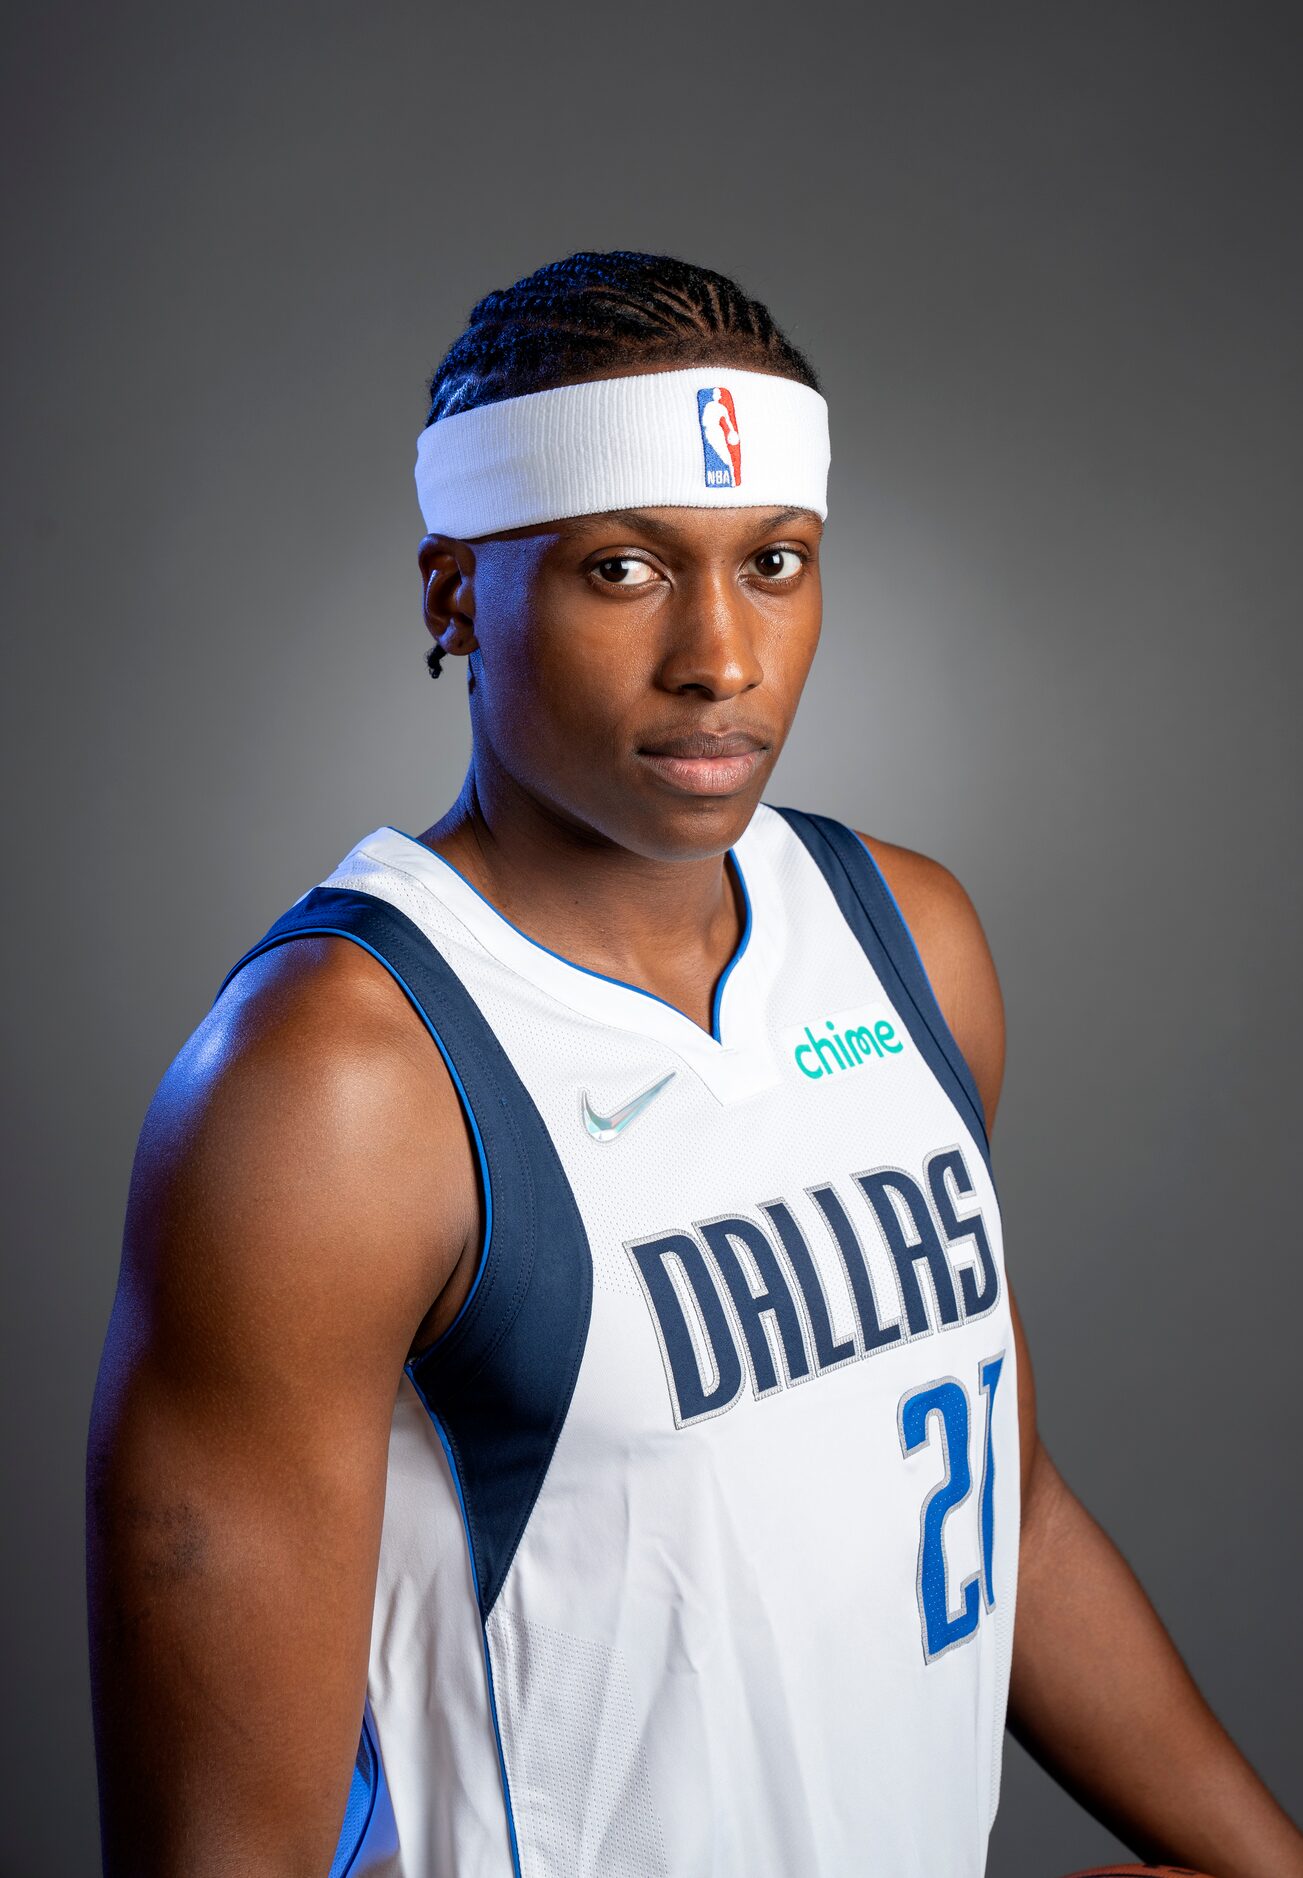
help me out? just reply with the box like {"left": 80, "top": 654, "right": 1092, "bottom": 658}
{"left": 86, "top": 253, "right": 1303, "bottom": 1878}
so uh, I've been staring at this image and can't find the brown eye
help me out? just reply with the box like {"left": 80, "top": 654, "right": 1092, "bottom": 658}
{"left": 593, "top": 557, "right": 656, "bottom": 586}
{"left": 751, "top": 548, "right": 803, "bottom": 580}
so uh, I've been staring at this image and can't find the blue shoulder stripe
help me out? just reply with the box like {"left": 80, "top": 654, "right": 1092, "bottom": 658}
{"left": 771, "top": 806, "right": 993, "bottom": 1175}
{"left": 327, "top": 1703, "right": 399, "bottom": 1877}
{"left": 214, "top": 885, "right": 594, "bottom": 1621}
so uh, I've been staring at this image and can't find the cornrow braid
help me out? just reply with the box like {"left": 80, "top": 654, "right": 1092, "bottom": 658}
{"left": 421, "top": 250, "right": 819, "bottom": 679}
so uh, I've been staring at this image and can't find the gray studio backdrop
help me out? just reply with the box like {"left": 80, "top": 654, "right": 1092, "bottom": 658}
{"left": 4, "top": 4, "right": 1300, "bottom": 1873}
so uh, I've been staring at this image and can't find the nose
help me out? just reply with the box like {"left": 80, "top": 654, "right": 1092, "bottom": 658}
{"left": 656, "top": 565, "right": 764, "bottom": 700}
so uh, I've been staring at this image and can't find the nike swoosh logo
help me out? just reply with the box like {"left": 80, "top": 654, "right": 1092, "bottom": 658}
{"left": 582, "top": 1069, "right": 677, "bottom": 1141}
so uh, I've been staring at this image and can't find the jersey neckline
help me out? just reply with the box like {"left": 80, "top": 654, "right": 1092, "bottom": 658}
{"left": 354, "top": 805, "right": 788, "bottom": 1105}
{"left": 379, "top": 825, "right": 753, "bottom": 1046}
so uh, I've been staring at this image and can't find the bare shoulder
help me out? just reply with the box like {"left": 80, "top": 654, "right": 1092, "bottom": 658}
{"left": 854, "top": 830, "right": 1006, "bottom": 1133}
{"left": 123, "top": 933, "right": 480, "bottom": 1375}
{"left": 89, "top": 939, "right": 482, "bottom": 1872}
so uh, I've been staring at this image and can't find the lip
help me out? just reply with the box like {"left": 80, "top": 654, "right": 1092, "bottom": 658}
{"left": 636, "top": 744, "right": 768, "bottom": 796}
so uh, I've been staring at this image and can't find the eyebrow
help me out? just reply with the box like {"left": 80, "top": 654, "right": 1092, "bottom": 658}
{"left": 552, "top": 505, "right": 818, "bottom": 544}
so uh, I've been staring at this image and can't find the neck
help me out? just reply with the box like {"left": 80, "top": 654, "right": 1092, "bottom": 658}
{"left": 415, "top": 754, "right": 747, "bottom": 1032}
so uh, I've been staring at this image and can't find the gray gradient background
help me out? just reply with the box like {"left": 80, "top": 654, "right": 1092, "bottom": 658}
{"left": 3, "top": 4, "right": 1300, "bottom": 1873}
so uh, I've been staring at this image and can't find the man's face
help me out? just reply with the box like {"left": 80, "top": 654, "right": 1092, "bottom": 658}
{"left": 422, "top": 501, "right": 824, "bottom": 861}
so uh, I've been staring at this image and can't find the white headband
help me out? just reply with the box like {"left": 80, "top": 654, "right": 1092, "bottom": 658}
{"left": 414, "top": 364, "right": 830, "bottom": 539}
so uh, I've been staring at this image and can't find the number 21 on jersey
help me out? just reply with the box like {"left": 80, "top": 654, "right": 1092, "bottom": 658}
{"left": 898, "top": 1352, "right": 1006, "bottom": 1662}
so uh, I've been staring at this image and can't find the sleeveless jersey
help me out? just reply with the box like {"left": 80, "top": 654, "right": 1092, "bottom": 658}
{"left": 214, "top": 801, "right": 1019, "bottom": 1878}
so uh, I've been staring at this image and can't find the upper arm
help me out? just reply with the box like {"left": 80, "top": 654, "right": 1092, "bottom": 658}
{"left": 856, "top": 830, "right": 1038, "bottom": 1500}
{"left": 855, "top": 831, "right": 1006, "bottom": 1133}
{"left": 87, "top": 936, "right": 478, "bottom": 1877}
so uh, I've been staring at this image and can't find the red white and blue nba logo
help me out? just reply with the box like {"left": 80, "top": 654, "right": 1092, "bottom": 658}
{"left": 697, "top": 386, "right": 742, "bottom": 488}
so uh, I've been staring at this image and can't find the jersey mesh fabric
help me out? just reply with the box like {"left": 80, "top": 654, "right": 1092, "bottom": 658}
{"left": 489, "top": 1609, "right": 668, "bottom": 1875}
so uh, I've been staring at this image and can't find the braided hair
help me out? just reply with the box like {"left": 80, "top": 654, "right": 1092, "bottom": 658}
{"left": 420, "top": 250, "right": 820, "bottom": 678}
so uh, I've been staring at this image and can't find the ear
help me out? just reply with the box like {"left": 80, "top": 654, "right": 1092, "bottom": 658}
{"left": 418, "top": 534, "right": 480, "bottom": 661}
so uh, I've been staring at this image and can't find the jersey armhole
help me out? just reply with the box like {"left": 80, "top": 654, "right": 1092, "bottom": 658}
{"left": 214, "top": 906, "right": 496, "bottom": 1351}
{"left": 769, "top": 805, "right": 992, "bottom": 1171}
{"left": 214, "top": 882, "right": 594, "bottom": 1622}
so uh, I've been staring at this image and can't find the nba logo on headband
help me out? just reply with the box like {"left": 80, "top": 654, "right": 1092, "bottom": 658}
{"left": 413, "top": 366, "right": 827, "bottom": 536}
{"left": 697, "top": 386, "right": 742, "bottom": 489}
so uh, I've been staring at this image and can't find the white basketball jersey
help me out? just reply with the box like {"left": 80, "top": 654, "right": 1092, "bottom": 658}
{"left": 215, "top": 800, "right": 1019, "bottom": 1878}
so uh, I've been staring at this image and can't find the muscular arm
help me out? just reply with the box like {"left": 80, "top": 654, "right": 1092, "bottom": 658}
{"left": 86, "top": 937, "right": 479, "bottom": 1877}
{"left": 861, "top": 830, "right": 1303, "bottom": 1878}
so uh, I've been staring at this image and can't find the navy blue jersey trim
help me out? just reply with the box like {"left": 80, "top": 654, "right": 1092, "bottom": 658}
{"left": 771, "top": 806, "right": 992, "bottom": 1173}
{"left": 326, "top": 1703, "right": 400, "bottom": 1878}
{"left": 328, "top": 1715, "right": 378, "bottom": 1878}
{"left": 214, "top": 886, "right": 594, "bottom": 1620}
